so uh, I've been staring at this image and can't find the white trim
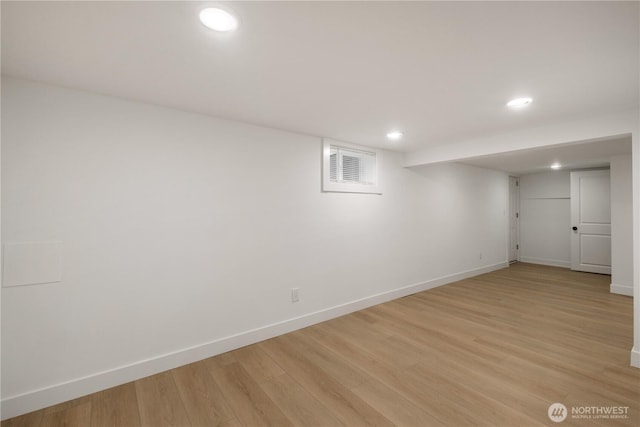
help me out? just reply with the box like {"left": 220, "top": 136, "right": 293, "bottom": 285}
{"left": 0, "top": 261, "right": 508, "bottom": 420}
{"left": 520, "top": 256, "right": 571, "bottom": 268}
{"left": 632, "top": 346, "right": 640, "bottom": 368}
{"left": 610, "top": 283, "right": 634, "bottom": 297}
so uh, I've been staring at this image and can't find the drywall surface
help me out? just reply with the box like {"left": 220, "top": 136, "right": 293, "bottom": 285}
{"left": 610, "top": 154, "right": 633, "bottom": 295}
{"left": 404, "top": 109, "right": 639, "bottom": 167}
{"left": 1, "top": 78, "right": 508, "bottom": 416}
{"left": 519, "top": 171, "right": 571, "bottom": 267}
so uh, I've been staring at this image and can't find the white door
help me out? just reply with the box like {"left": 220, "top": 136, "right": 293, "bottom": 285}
{"left": 570, "top": 170, "right": 611, "bottom": 274}
{"left": 508, "top": 176, "right": 520, "bottom": 262}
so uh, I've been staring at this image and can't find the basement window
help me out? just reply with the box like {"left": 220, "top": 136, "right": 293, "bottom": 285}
{"left": 322, "top": 139, "right": 381, "bottom": 194}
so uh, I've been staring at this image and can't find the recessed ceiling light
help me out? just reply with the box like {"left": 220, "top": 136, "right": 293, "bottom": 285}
{"left": 386, "top": 131, "right": 403, "bottom": 140}
{"left": 507, "top": 97, "right": 533, "bottom": 108}
{"left": 550, "top": 163, "right": 562, "bottom": 170}
{"left": 199, "top": 8, "right": 238, "bottom": 32}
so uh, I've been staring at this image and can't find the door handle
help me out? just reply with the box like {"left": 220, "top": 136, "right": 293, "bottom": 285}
{"left": 572, "top": 226, "right": 578, "bottom": 231}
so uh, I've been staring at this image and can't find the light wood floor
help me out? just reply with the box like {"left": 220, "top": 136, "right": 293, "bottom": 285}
{"left": 3, "top": 263, "right": 639, "bottom": 426}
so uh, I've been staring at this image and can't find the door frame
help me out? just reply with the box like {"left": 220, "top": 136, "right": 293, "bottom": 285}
{"left": 508, "top": 176, "right": 520, "bottom": 263}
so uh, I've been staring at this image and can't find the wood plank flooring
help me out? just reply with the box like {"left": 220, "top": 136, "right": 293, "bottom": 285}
{"left": 3, "top": 263, "right": 639, "bottom": 426}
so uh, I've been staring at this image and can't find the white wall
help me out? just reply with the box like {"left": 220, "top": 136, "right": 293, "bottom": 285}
{"left": 519, "top": 171, "right": 571, "bottom": 267}
{"left": 404, "top": 109, "right": 639, "bottom": 167}
{"left": 611, "top": 155, "right": 634, "bottom": 296}
{"left": 0, "top": 78, "right": 509, "bottom": 418}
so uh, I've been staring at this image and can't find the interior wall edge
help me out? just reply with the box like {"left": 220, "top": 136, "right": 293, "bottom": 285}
{"left": 633, "top": 132, "right": 640, "bottom": 365}
{"left": 631, "top": 346, "right": 640, "bottom": 369}
{"left": 610, "top": 283, "right": 634, "bottom": 297}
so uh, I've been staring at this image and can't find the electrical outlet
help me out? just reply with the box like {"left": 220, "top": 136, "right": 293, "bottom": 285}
{"left": 291, "top": 288, "right": 299, "bottom": 303}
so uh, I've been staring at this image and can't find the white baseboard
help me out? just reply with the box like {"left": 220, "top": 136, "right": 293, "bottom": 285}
{"left": 1, "top": 261, "right": 508, "bottom": 420}
{"left": 632, "top": 347, "right": 640, "bottom": 368}
{"left": 520, "top": 256, "right": 571, "bottom": 268}
{"left": 610, "top": 283, "right": 634, "bottom": 296}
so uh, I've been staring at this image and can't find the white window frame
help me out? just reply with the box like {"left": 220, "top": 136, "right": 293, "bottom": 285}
{"left": 322, "top": 138, "right": 381, "bottom": 194}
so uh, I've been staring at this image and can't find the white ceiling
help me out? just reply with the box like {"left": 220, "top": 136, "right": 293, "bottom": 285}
{"left": 1, "top": 1, "right": 638, "bottom": 153}
{"left": 456, "top": 135, "right": 632, "bottom": 175}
